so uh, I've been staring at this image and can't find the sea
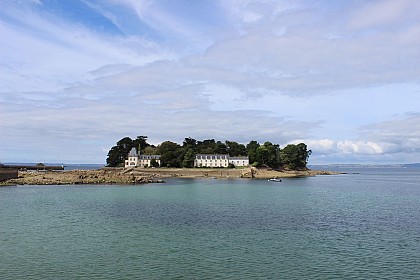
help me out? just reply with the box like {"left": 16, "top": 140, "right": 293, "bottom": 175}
{"left": 1, "top": 166, "right": 419, "bottom": 279}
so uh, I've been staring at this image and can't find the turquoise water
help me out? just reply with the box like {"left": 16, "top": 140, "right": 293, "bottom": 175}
{"left": 1, "top": 168, "right": 420, "bottom": 279}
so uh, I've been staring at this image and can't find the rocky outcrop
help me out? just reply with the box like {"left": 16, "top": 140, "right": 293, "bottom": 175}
{"left": 1, "top": 170, "right": 164, "bottom": 186}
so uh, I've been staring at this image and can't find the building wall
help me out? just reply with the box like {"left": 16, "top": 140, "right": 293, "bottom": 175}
{"left": 139, "top": 158, "right": 161, "bottom": 167}
{"left": 230, "top": 158, "right": 249, "bottom": 167}
{"left": 194, "top": 154, "right": 249, "bottom": 168}
{"left": 125, "top": 155, "right": 161, "bottom": 168}
{"left": 194, "top": 154, "right": 229, "bottom": 167}
{"left": 194, "top": 159, "right": 229, "bottom": 167}
{"left": 124, "top": 156, "right": 138, "bottom": 168}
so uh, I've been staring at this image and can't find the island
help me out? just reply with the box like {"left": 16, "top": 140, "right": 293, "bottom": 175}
{"left": 0, "top": 167, "right": 340, "bottom": 186}
{"left": 1, "top": 136, "right": 340, "bottom": 186}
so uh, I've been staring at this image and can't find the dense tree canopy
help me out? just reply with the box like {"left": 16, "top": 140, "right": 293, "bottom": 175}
{"left": 156, "top": 141, "right": 183, "bottom": 168}
{"left": 106, "top": 135, "right": 311, "bottom": 170}
{"left": 226, "top": 141, "right": 247, "bottom": 157}
{"left": 246, "top": 140, "right": 260, "bottom": 164}
{"left": 280, "top": 143, "right": 312, "bottom": 170}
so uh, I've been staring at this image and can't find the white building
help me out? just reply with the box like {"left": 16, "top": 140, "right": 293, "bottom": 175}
{"left": 194, "top": 154, "right": 230, "bottom": 168}
{"left": 194, "top": 154, "right": 249, "bottom": 168}
{"left": 229, "top": 156, "right": 250, "bottom": 167}
{"left": 124, "top": 148, "right": 161, "bottom": 168}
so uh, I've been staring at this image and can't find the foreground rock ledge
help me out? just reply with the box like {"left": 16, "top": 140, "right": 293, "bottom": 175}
{"left": 1, "top": 169, "right": 164, "bottom": 186}
{"left": 1, "top": 167, "right": 340, "bottom": 186}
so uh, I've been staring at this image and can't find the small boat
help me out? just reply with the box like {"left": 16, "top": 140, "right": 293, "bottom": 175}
{"left": 268, "top": 178, "right": 282, "bottom": 182}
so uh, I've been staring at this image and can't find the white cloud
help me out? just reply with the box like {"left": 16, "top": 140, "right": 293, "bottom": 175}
{"left": 360, "top": 113, "right": 420, "bottom": 153}
{"left": 337, "top": 141, "right": 384, "bottom": 155}
{"left": 292, "top": 113, "right": 420, "bottom": 163}
{"left": 348, "top": 0, "right": 420, "bottom": 30}
{"left": 221, "top": 0, "right": 299, "bottom": 27}
{"left": 1, "top": 0, "right": 420, "bottom": 164}
{"left": 0, "top": 2, "right": 172, "bottom": 92}
{"left": 293, "top": 139, "right": 336, "bottom": 153}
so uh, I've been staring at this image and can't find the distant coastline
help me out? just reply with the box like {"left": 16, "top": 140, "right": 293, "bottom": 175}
{"left": 1, "top": 163, "right": 105, "bottom": 171}
{"left": 309, "top": 163, "right": 420, "bottom": 168}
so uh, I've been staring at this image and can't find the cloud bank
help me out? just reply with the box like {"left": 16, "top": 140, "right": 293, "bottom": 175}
{"left": 1, "top": 0, "right": 420, "bottom": 164}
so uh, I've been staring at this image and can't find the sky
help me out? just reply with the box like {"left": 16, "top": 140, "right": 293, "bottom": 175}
{"left": 1, "top": 0, "right": 420, "bottom": 164}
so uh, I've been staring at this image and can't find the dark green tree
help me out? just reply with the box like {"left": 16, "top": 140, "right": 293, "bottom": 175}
{"left": 133, "top": 136, "right": 150, "bottom": 154}
{"left": 143, "top": 146, "right": 157, "bottom": 155}
{"left": 215, "top": 141, "right": 228, "bottom": 154}
{"left": 150, "top": 158, "right": 160, "bottom": 168}
{"left": 296, "top": 143, "right": 312, "bottom": 168}
{"left": 255, "top": 145, "right": 269, "bottom": 166}
{"left": 226, "top": 141, "right": 247, "bottom": 156}
{"left": 106, "top": 137, "right": 133, "bottom": 167}
{"left": 263, "top": 142, "right": 280, "bottom": 168}
{"left": 183, "top": 137, "right": 197, "bottom": 151}
{"left": 246, "top": 140, "right": 260, "bottom": 164}
{"left": 197, "top": 139, "right": 217, "bottom": 154}
{"left": 182, "top": 148, "right": 195, "bottom": 168}
{"left": 280, "top": 143, "right": 311, "bottom": 170}
{"left": 157, "top": 141, "right": 183, "bottom": 167}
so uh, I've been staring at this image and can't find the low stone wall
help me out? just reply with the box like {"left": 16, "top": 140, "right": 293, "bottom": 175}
{"left": 128, "top": 167, "right": 340, "bottom": 179}
{"left": 130, "top": 167, "right": 251, "bottom": 178}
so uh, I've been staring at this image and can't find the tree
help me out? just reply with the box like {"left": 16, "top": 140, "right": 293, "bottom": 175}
{"left": 143, "top": 146, "right": 157, "bottom": 155}
{"left": 157, "top": 141, "right": 183, "bottom": 167}
{"left": 182, "top": 148, "right": 195, "bottom": 168}
{"left": 263, "top": 142, "right": 280, "bottom": 168}
{"left": 183, "top": 137, "right": 197, "bottom": 150}
{"left": 226, "top": 141, "right": 247, "bottom": 156}
{"left": 197, "top": 139, "right": 217, "bottom": 154}
{"left": 215, "top": 141, "right": 228, "bottom": 154}
{"left": 255, "top": 145, "right": 269, "bottom": 166}
{"left": 106, "top": 137, "right": 133, "bottom": 167}
{"left": 150, "top": 158, "right": 159, "bottom": 168}
{"left": 133, "top": 136, "right": 150, "bottom": 153}
{"left": 296, "top": 143, "right": 311, "bottom": 168}
{"left": 280, "top": 143, "right": 311, "bottom": 170}
{"left": 250, "top": 142, "right": 281, "bottom": 168}
{"left": 246, "top": 140, "right": 260, "bottom": 164}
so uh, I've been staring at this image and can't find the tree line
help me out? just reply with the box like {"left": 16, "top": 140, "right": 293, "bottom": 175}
{"left": 106, "top": 136, "right": 311, "bottom": 170}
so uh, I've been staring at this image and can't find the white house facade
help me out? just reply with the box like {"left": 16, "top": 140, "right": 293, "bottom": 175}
{"left": 124, "top": 148, "right": 161, "bottom": 168}
{"left": 194, "top": 154, "right": 249, "bottom": 168}
{"left": 229, "top": 156, "right": 250, "bottom": 167}
{"left": 194, "top": 154, "right": 230, "bottom": 168}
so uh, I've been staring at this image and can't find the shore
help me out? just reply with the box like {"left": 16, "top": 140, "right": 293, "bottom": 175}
{"left": 123, "top": 167, "right": 340, "bottom": 179}
{"left": 0, "top": 167, "right": 340, "bottom": 186}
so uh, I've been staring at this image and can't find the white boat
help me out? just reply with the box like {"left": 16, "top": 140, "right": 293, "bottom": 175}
{"left": 268, "top": 178, "right": 282, "bottom": 182}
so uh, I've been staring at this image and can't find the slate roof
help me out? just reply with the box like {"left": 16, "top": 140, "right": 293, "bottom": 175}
{"left": 128, "top": 147, "right": 138, "bottom": 157}
{"left": 139, "top": 155, "right": 161, "bottom": 159}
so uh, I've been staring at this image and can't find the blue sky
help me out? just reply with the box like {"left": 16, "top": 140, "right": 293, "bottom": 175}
{"left": 1, "top": 0, "right": 420, "bottom": 164}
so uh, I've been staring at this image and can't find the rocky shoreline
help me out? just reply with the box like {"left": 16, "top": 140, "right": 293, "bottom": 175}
{"left": 0, "top": 167, "right": 341, "bottom": 186}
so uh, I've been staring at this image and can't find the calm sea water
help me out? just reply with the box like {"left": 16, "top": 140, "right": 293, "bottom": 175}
{"left": 1, "top": 167, "right": 420, "bottom": 279}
